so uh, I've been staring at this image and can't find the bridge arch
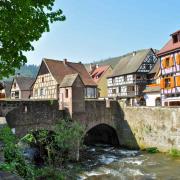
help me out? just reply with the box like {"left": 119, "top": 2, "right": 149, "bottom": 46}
{"left": 84, "top": 123, "right": 120, "bottom": 146}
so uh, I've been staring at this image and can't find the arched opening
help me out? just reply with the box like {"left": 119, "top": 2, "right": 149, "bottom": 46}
{"left": 155, "top": 97, "right": 161, "bottom": 106}
{"left": 84, "top": 124, "right": 119, "bottom": 146}
{"left": 139, "top": 97, "right": 146, "bottom": 106}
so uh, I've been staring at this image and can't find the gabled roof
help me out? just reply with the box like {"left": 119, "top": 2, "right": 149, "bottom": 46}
{"left": 91, "top": 65, "right": 111, "bottom": 83}
{"left": 157, "top": 30, "right": 180, "bottom": 56}
{"left": 43, "top": 59, "right": 96, "bottom": 87}
{"left": 149, "top": 59, "right": 160, "bottom": 74}
{"left": 109, "top": 49, "right": 153, "bottom": 77}
{"left": 157, "top": 39, "right": 180, "bottom": 56}
{"left": 13, "top": 76, "right": 35, "bottom": 91}
{"left": 60, "top": 74, "right": 84, "bottom": 88}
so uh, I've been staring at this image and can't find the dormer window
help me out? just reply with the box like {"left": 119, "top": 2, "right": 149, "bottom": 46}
{"left": 173, "top": 34, "right": 178, "bottom": 43}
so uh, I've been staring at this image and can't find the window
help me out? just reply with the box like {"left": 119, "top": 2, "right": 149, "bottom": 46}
{"left": 13, "top": 83, "right": 16, "bottom": 88}
{"left": 165, "top": 78, "right": 171, "bottom": 88}
{"left": 165, "top": 58, "right": 170, "bottom": 67}
{"left": 85, "top": 87, "right": 97, "bottom": 98}
{"left": 112, "top": 89, "right": 116, "bottom": 94}
{"left": 40, "top": 88, "right": 44, "bottom": 96}
{"left": 136, "top": 75, "right": 141, "bottom": 80}
{"left": 173, "top": 34, "right": 178, "bottom": 43}
{"left": 65, "top": 89, "right": 68, "bottom": 98}
{"left": 15, "top": 91, "right": 19, "bottom": 98}
{"left": 146, "top": 64, "right": 150, "bottom": 70}
{"left": 34, "top": 89, "right": 38, "bottom": 96}
{"left": 127, "top": 86, "right": 135, "bottom": 92}
{"left": 124, "top": 75, "right": 127, "bottom": 82}
{"left": 112, "top": 78, "right": 115, "bottom": 84}
{"left": 42, "top": 77, "right": 44, "bottom": 83}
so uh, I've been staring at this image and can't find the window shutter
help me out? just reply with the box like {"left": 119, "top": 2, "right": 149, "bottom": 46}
{"left": 176, "top": 54, "right": 180, "bottom": 65}
{"left": 176, "top": 76, "right": 180, "bottom": 87}
{"left": 169, "top": 57, "right": 174, "bottom": 67}
{"left": 170, "top": 77, "right": 175, "bottom": 88}
{"left": 160, "top": 79, "right": 165, "bottom": 89}
{"left": 162, "top": 59, "right": 166, "bottom": 69}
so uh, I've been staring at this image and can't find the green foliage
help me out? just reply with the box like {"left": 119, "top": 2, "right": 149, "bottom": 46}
{"left": 34, "top": 167, "right": 65, "bottom": 180}
{"left": 49, "top": 99, "right": 55, "bottom": 106}
{"left": 169, "top": 149, "right": 180, "bottom": 157}
{"left": 21, "top": 133, "right": 36, "bottom": 144}
{"left": 0, "top": 126, "right": 16, "bottom": 145}
{"left": 54, "top": 119, "right": 85, "bottom": 162}
{"left": 0, "top": 0, "right": 65, "bottom": 79}
{"left": 0, "top": 120, "right": 85, "bottom": 179}
{"left": 55, "top": 119, "right": 85, "bottom": 151}
{"left": 0, "top": 126, "right": 35, "bottom": 179}
{"left": 145, "top": 147, "right": 159, "bottom": 154}
{"left": 0, "top": 162, "right": 17, "bottom": 172}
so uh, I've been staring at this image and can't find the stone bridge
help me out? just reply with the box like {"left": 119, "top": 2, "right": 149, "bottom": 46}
{"left": 0, "top": 99, "right": 138, "bottom": 149}
{"left": 1, "top": 99, "right": 180, "bottom": 152}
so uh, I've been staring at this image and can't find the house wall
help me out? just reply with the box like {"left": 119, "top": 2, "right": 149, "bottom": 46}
{"left": 72, "top": 77, "right": 85, "bottom": 113}
{"left": 59, "top": 77, "right": 85, "bottom": 116}
{"left": 161, "top": 52, "right": 180, "bottom": 75}
{"left": 107, "top": 75, "right": 145, "bottom": 98}
{"left": 160, "top": 51, "right": 180, "bottom": 106}
{"left": 144, "top": 92, "right": 160, "bottom": 106}
{"left": 59, "top": 87, "right": 72, "bottom": 115}
{"left": 32, "top": 73, "right": 58, "bottom": 99}
{"left": 11, "top": 79, "right": 21, "bottom": 99}
{"left": 98, "top": 67, "right": 112, "bottom": 97}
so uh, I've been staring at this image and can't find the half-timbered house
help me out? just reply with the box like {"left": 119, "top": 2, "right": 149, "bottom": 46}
{"left": 107, "top": 49, "right": 158, "bottom": 106}
{"left": 89, "top": 64, "right": 113, "bottom": 98}
{"left": 157, "top": 30, "right": 180, "bottom": 106}
{"left": 143, "top": 60, "right": 161, "bottom": 106}
{"left": 11, "top": 76, "right": 35, "bottom": 99}
{"left": 31, "top": 58, "right": 97, "bottom": 100}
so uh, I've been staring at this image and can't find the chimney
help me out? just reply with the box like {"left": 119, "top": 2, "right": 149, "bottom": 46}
{"left": 133, "top": 51, "right": 136, "bottom": 56}
{"left": 90, "top": 63, "right": 96, "bottom": 74}
{"left": 16, "top": 73, "right": 21, "bottom": 77}
{"left": 96, "top": 64, "right": 99, "bottom": 68}
{"left": 63, "top": 58, "right": 67, "bottom": 65}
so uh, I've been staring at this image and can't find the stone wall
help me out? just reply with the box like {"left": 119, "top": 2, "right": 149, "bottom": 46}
{"left": 1, "top": 100, "right": 63, "bottom": 137}
{"left": 123, "top": 106, "right": 180, "bottom": 152}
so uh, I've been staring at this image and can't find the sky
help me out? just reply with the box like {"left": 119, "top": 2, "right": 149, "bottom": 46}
{"left": 25, "top": 0, "right": 180, "bottom": 65}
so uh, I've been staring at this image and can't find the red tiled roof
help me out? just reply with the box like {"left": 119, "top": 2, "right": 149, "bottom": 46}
{"left": 91, "top": 65, "right": 110, "bottom": 83}
{"left": 44, "top": 59, "right": 97, "bottom": 87}
{"left": 157, "top": 31, "right": 180, "bottom": 56}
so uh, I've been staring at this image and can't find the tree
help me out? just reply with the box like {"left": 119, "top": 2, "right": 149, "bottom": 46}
{"left": 54, "top": 119, "right": 85, "bottom": 162}
{"left": 0, "top": 0, "right": 65, "bottom": 79}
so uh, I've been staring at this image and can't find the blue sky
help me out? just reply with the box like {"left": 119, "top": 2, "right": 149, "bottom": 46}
{"left": 25, "top": 0, "right": 180, "bottom": 65}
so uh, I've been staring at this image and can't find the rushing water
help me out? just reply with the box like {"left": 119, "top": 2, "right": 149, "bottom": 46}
{"left": 77, "top": 145, "right": 180, "bottom": 180}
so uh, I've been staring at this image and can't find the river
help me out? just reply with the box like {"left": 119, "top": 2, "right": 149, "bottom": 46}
{"left": 77, "top": 145, "right": 180, "bottom": 180}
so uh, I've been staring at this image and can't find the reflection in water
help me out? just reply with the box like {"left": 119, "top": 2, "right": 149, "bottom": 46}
{"left": 77, "top": 145, "right": 180, "bottom": 180}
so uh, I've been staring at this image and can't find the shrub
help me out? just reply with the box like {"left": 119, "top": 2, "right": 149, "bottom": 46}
{"left": 169, "top": 149, "right": 180, "bottom": 157}
{"left": 0, "top": 126, "right": 35, "bottom": 179}
{"left": 145, "top": 147, "right": 159, "bottom": 154}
